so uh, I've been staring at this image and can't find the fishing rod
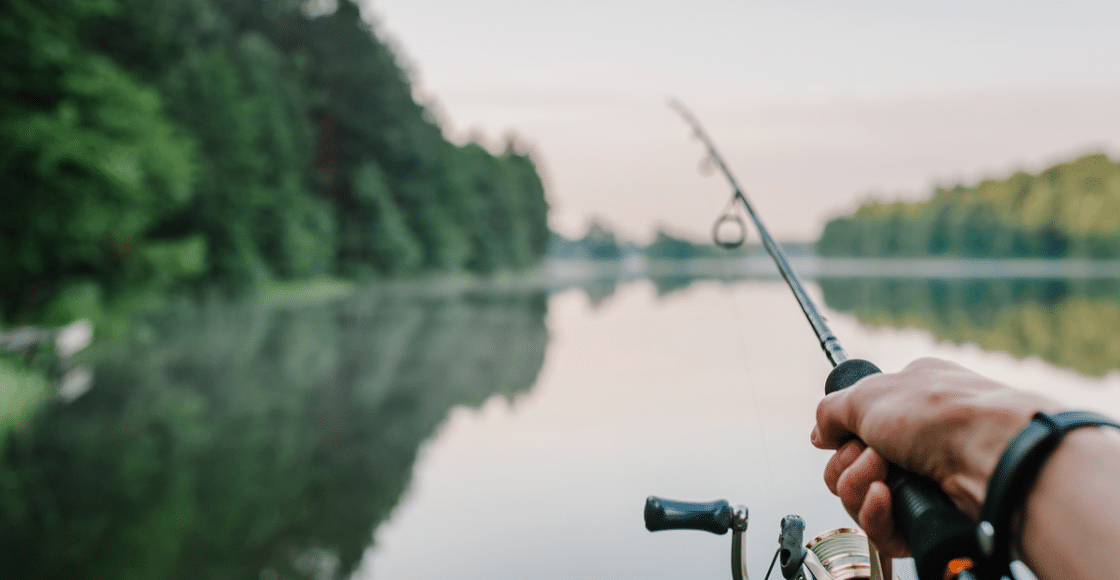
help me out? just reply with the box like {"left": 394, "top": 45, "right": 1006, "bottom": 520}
{"left": 643, "top": 101, "right": 988, "bottom": 580}
{"left": 667, "top": 100, "right": 847, "bottom": 368}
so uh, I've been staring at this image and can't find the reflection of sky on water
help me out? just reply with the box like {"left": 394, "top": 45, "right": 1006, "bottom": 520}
{"left": 356, "top": 280, "right": 1120, "bottom": 580}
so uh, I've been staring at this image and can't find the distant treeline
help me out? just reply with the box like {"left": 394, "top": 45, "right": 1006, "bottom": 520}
{"left": 818, "top": 154, "right": 1120, "bottom": 259}
{"left": 548, "top": 220, "right": 810, "bottom": 261}
{"left": 1, "top": 0, "right": 549, "bottom": 323}
{"left": 548, "top": 221, "right": 638, "bottom": 262}
{"left": 549, "top": 222, "right": 721, "bottom": 261}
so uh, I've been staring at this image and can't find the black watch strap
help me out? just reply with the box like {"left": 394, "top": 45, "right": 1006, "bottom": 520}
{"left": 978, "top": 410, "right": 1120, "bottom": 576}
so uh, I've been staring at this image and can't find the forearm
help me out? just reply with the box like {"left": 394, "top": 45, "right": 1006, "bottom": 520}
{"left": 1019, "top": 428, "right": 1120, "bottom": 580}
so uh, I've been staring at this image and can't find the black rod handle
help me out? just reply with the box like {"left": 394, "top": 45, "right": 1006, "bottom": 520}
{"left": 644, "top": 496, "right": 732, "bottom": 535}
{"left": 825, "top": 360, "right": 981, "bottom": 580}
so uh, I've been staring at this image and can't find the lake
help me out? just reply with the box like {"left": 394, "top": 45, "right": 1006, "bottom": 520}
{"left": 3, "top": 264, "right": 1119, "bottom": 579}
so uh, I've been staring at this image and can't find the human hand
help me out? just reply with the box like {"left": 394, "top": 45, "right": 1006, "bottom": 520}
{"left": 810, "top": 357, "right": 1059, "bottom": 558}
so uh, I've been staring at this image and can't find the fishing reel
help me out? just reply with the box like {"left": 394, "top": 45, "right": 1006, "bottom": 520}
{"left": 645, "top": 496, "right": 885, "bottom": 580}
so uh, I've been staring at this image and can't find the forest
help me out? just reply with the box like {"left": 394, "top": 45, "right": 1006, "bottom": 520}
{"left": 1, "top": 0, "right": 550, "bottom": 325}
{"left": 817, "top": 154, "right": 1120, "bottom": 258}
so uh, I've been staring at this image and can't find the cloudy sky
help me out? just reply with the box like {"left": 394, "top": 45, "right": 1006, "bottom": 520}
{"left": 363, "top": 0, "right": 1120, "bottom": 242}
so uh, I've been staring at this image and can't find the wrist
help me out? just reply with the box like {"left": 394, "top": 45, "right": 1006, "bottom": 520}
{"left": 1019, "top": 427, "right": 1120, "bottom": 580}
{"left": 979, "top": 412, "right": 1120, "bottom": 578}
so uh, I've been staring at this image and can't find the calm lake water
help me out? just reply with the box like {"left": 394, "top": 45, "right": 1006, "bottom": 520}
{"left": 4, "top": 269, "right": 1120, "bottom": 579}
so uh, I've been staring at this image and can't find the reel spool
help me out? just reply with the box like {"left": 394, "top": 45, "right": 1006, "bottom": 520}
{"left": 806, "top": 528, "right": 876, "bottom": 580}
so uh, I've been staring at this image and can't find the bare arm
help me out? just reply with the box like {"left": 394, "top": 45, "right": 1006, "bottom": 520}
{"left": 1017, "top": 427, "right": 1120, "bottom": 580}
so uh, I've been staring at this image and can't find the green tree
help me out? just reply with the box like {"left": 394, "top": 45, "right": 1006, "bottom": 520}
{"left": 0, "top": 0, "right": 195, "bottom": 320}
{"left": 344, "top": 163, "right": 423, "bottom": 276}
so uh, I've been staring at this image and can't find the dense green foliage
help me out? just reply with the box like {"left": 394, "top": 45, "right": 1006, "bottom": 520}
{"left": 0, "top": 288, "right": 548, "bottom": 579}
{"left": 818, "top": 154, "right": 1120, "bottom": 258}
{"left": 1, "top": 0, "right": 549, "bottom": 324}
{"left": 819, "top": 277, "right": 1120, "bottom": 377}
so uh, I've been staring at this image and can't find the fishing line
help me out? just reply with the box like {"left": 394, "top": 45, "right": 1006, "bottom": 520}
{"left": 649, "top": 101, "right": 774, "bottom": 494}
{"left": 762, "top": 548, "right": 781, "bottom": 580}
{"left": 716, "top": 249, "right": 778, "bottom": 491}
{"left": 674, "top": 100, "right": 777, "bottom": 489}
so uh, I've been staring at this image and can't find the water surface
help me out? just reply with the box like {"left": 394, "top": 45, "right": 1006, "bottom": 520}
{"left": 358, "top": 278, "right": 1120, "bottom": 580}
{"left": 4, "top": 274, "right": 1119, "bottom": 579}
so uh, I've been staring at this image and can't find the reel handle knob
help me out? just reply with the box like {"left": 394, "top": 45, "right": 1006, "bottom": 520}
{"left": 824, "top": 359, "right": 982, "bottom": 580}
{"left": 644, "top": 496, "right": 733, "bottom": 535}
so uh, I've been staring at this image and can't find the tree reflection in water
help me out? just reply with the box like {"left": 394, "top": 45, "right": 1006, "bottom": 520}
{"left": 819, "top": 277, "right": 1120, "bottom": 377}
{"left": 0, "top": 288, "right": 548, "bottom": 580}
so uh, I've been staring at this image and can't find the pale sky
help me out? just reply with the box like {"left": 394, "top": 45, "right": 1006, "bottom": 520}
{"left": 361, "top": 0, "right": 1120, "bottom": 242}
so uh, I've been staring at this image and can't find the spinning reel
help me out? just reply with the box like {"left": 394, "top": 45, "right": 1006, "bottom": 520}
{"left": 645, "top": 496, "right": 886, "bottom": 580}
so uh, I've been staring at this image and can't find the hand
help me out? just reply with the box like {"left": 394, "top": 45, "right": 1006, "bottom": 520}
{"left": 810, "top": 357, "right": 1058, "bottom": 559}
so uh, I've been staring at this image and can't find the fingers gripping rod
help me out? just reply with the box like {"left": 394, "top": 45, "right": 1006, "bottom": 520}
{"left": 668, "top": 100, "right": 847, "bottom": 367}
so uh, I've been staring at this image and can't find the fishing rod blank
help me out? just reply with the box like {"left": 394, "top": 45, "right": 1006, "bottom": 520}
{"left": 669, "top": 101, "right": 985, "bottom": 580}
{"left": 667, "top": 100, "right": 849, "bottom": 368}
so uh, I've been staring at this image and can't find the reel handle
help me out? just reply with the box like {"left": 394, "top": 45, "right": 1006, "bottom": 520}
{"left": 644, "top": 496, "right": 733, "bottom": 535}
{"left": 825, "top": 359, "right": 981, "bottom": 580}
